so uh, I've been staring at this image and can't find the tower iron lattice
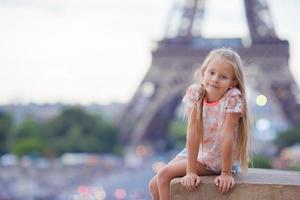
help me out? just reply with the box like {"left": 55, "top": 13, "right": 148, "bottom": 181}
{"left": 118, "top": 0, "right": 300, "bottom": 149}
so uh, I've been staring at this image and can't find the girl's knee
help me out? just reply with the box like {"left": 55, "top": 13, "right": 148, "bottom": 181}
{"left": 157, "top": 166, "right": 172, "bottom": 182}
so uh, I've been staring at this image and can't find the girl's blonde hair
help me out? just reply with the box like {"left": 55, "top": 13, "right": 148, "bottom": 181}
{"left": 188, "top": 48, "right": 250, "bottom": 174}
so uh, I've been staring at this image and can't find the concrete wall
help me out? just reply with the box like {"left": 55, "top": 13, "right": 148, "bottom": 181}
{"left": 170, "top": 168, "right": 300, "bottom": 200}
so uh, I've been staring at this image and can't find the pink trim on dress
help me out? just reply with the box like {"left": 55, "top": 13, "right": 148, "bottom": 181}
{"left": 204, "top": 98, "right": 220, "bottom": 106}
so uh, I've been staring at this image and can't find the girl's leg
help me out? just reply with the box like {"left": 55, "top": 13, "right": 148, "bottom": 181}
{"left": 149, "top": 156, "right": 185, "bottom": 200}
{"left": 149, "top": 175, "right": 159, "bottom": 200}
{"left": 156, "top": 158, "right": 187, "bottom": 200}
{"left": 150, "top": 157, "right": 217, "bottom": 200}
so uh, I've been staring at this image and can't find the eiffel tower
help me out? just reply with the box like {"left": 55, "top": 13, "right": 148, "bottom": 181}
{"left": 118, "top": 0, "right": 300, "bottom": 149}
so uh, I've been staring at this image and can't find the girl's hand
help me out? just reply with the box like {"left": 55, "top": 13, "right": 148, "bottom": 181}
{"left": 214, "top": 173, "right": 235, "bottom": 194}
{"left": 181, "top": 172, "right": 201, "bottom": 191}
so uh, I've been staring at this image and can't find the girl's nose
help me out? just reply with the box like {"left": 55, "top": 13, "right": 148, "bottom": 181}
{"left": 212, "top": 75, "right": 219, "bottom": 82}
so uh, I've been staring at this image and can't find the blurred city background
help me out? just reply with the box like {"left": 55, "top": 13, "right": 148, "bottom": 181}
{"left": 0, "top": 0, "right": 300, "bottom": 199}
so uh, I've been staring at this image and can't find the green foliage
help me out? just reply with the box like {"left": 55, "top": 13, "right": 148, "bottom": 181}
{"left": 44, "top": 106, "right": 119, "bottom": 155}
{"left": 274, "top": 127, "right": 300, "bottom": 148}
{"left": 3, "top": 106, "right": 120, "bottom": 157}
{"left": 249, "top": 154, "right": 272, "bottom": 169}
{"left": 10, "top": 117, "right": 45, "bottom": 157}
{"left": 14, "top": 117, "right": 41, "bottom": 139}
{"left": 12, "top": 137, "right": 44, "bottom": 157}
{"left": 288, "top": 165, "right": 300, "bottom": 171}
{"left": 169, "top": 120, "right": 187, "bottom": 149}
{"left": 0, "top": 111, "right": 13, "bottom": 155}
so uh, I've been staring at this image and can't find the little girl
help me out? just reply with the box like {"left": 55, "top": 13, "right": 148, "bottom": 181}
{"left": 149, "top": 48, "right": 250, "bottom": 200}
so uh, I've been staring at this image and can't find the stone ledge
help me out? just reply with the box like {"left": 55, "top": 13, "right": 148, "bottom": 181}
{"left": 170, "top": 168, "right": 300, "bottom": 200}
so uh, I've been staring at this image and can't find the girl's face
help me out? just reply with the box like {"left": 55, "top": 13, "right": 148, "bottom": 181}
{"left": 202, "top": 56, "right": 236, "bottom": 102}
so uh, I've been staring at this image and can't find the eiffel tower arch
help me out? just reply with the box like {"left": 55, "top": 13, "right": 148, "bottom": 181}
{"left": 118, "top": 0, "right": 300, "bottom": 149}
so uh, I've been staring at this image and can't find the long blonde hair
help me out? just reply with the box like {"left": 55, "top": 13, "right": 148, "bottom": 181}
{"left": 188, "top": 48, "right": 250, "bottom": 174}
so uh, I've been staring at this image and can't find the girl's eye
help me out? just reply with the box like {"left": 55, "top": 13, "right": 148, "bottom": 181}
{"left": 209, "top": 71, "right": 215, "bottom": 75}
{"left": 221, "top": 75, "right": 227, "bottom": 79}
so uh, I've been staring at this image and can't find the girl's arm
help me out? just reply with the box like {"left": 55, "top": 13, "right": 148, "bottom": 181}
{"left": 180, "top": 85, "right": 202, "bottom": 191}
{"left": 181, "top": 107, "right": 201, "bottom": 191}
{"left": 215, "top": 112, "right": 240, "bottom": 193}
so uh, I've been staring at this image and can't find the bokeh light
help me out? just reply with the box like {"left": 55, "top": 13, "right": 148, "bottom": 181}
{"left": 135, "top": 145, "right": 150, "bottom": 158}
{"left": 256, "top": 94, "right": 268, "bottom": 106}
{"left": 93, "top": 187, "right": 106, "bottom": 200}
{"left": 256, "top": 118, "right": 271, "bottom": 131}
{"left": 114, "top": 188, "right": 127, "bottom": 200}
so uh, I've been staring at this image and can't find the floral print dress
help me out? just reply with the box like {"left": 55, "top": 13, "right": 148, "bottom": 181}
{"left": 177, "top": 84, "right": 243, "bottom": 172}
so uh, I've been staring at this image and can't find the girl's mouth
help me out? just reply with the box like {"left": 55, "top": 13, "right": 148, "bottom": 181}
{"left": 209, "top": 84, "right": 219, "bottom": 89}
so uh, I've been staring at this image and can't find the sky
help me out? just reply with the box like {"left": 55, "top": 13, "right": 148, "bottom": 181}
{"left": 0, "top": 0, "right": 299, "bottom": 105}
